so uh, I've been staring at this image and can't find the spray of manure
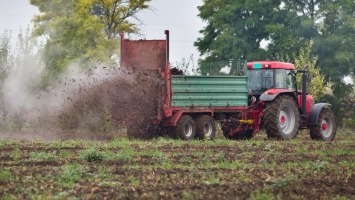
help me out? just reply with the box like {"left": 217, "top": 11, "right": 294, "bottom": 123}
{"left": 1, "top": 63, "right": 161, "bottom": 141}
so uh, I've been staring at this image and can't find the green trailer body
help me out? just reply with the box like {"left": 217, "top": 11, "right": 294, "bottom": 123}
{"left": 171, "top": 75, "right": 249, "bottom": 108}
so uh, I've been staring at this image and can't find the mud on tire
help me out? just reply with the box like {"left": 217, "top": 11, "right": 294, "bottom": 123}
{"left": 263, "top": 95, "right": 300, "bottom": 140}
{"left": 195, "top": 115, "right": 216, "bottom": 140}
{"left": 309, "top": 108, "right": 336, "bottom": 141}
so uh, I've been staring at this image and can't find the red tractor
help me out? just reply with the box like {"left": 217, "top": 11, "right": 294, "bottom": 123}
{"left": 222, "top": 61, "right": 337, "bottom": 141}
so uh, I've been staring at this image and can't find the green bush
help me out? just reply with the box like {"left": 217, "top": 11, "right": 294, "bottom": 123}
{"left": 78, "top": 148, "right": 105, "bottom": 162}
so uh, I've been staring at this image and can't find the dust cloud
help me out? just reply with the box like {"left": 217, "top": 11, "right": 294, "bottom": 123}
{"left": 0, "top": 62, "right": 161, "bottom": 141}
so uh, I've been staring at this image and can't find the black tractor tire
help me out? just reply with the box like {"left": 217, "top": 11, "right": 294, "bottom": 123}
{"left": 309, "top": 108, "right": 337, "bottom": 141}
{"left": 172, "top": 115, "right": 196, "bottom": 140}
{"left": 195, "top": 115, "right": 216, "bottom": 140}
{"left": 263, "top": 95, "right": 300, "bottom": 140}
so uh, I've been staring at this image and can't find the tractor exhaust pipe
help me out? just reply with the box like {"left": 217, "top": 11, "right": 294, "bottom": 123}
{"left": 301, "top": 72, "right": 307, "bottom": 116}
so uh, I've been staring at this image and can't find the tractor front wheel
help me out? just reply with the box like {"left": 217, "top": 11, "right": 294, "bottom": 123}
{"left": 263, "top": 95, "right": 300, "bottom": 140}
{"left": 309, "top": 109, "right": 336, "bottom": 141}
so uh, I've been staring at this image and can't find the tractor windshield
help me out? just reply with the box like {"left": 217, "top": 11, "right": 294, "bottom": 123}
{"left": 248, "top": 69, "right": 273, "bottom": 94}
{"left": 248, "top": 69, "right": 296, "bottom": 94}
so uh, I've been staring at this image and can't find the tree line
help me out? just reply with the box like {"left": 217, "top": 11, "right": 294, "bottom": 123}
{"left": 195, "top": 0, "right": 355, "bottom": 99}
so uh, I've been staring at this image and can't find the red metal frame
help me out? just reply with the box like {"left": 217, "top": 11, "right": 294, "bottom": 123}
{"left": 162, "top": 106, "right": 249, "bottom": 126}
{"left": 225, "top": 101, "right": 264, "bottom": 137}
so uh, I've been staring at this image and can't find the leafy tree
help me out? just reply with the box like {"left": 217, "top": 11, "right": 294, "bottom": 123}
{"left": 265, "top": 1, "right": 318, "bottom": 60}
{"left": 196, "top": 0, "right": 355, "bottom": 99}
{"left": 266, "top": 0, "right": 355, "bottom": 98}
{"left": 92, "top": 0, "right": 150, "bottom": 39}
{"left": 195, "top": 0, "right": 280, "bottom": 70}
{"left": 274, "top": 0, "right": 355, "bottom": 97}
{"left": 0, "top": 31, "right": 12, "bottom": 121}
{"left": 0, "top": 31, "right": 12, "bottom": 82}
{"left": 294, "top": 40, "right": 331, "bottom": 101}
{"left": 0, "top": 28, "right": 43, "bottom": 130}
{"left": 31, "top": 0, "right": 104, "bottom": 80}
{"left": 314, "top": 0, "right": 355, "bottom": 97}
{"left": 30, "top": 0, "right": 150, "bottom": 86}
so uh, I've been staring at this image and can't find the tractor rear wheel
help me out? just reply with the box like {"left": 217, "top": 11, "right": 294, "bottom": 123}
{"left": 173, "top": 115, "right": 196, "bottom": 140}
{"left": 195, "top": 115, "right": 216, "bottom": 140}
{"left": 309, "top": 108, "right": 336, "bottom": 141}
{"left": 263, "top": 95, "right": 300, "bottom": 140}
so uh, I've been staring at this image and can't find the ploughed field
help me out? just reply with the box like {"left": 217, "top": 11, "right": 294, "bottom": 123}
{"left": 0, "top": 131, "right": 354, "bottom": 199}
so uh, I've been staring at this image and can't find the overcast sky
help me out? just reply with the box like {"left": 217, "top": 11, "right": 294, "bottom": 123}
{"left": 0, "top": 0, "right": 205, "bottom": 65}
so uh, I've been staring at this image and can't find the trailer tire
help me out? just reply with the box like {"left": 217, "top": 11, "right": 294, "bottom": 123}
{"left": 264, "top": 95, "right": 300, "bottom": 140}
{"left": 173, "top": 115, "right": 196, "bottom": 140}
{"left": 195, "top": 115, "right": 216, "bottom": 140}
{"left": 309, "top": 108, "right": 336, "bottom": 141}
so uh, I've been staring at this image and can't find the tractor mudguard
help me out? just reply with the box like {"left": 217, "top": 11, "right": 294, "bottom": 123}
{"left": 308, "top": 103, "right": 331, "bottom": 126}
{"left": 260, "top": 89, "right": 294, "bottom": 101}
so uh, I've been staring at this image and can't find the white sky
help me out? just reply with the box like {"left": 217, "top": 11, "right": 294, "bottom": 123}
{"left": 0, "top": 0, "right": 205, "bottom": 65}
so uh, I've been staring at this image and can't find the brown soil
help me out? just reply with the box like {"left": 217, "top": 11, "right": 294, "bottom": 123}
{"left": 0, "top": 137, "right": 354, "bottom": 199}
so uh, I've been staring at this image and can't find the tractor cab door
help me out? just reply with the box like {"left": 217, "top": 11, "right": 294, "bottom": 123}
{"left": 275, "top": 69, "right": 297, "bottom": 90}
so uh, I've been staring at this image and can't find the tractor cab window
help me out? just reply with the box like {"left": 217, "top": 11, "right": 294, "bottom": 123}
{"left": 248, "top": 69, "right": 274, "bottom": 93}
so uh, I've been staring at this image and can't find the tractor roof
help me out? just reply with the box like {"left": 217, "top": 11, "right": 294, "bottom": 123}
{"left": 247, "top": 61, "right": 295, "bottom": 70}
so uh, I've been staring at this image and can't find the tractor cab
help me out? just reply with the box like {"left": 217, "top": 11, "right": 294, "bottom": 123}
{"left": 247, "top": 62, "right": 297, "bottom": 96}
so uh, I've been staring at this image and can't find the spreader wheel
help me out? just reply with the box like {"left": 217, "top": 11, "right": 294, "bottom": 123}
{"left": 172, "top": 115, "right": 196, "bottom": 140}
{"left": 309, "top": 108, "right": 336, "bottom": 141}
{"left": 195, "top": 115, "right": 216, "bottom": 140}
